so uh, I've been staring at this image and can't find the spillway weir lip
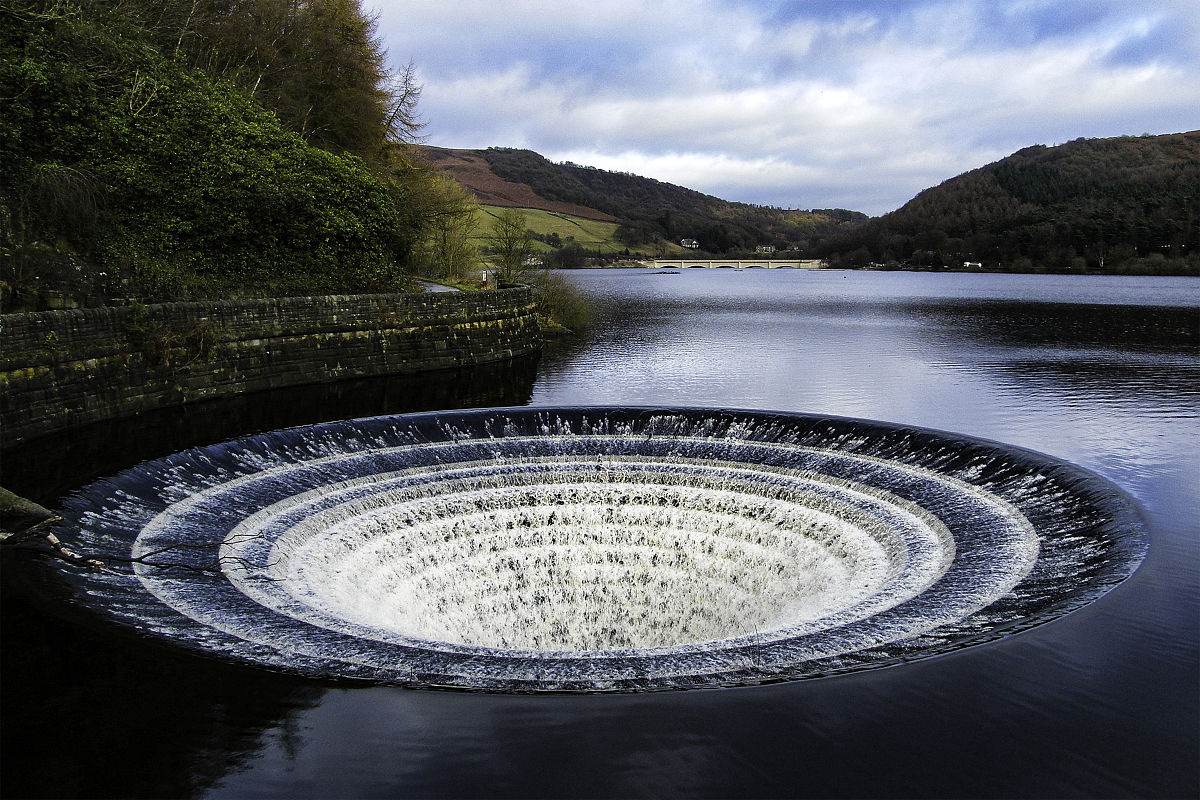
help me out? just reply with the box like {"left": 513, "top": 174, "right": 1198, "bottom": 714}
{"left": 50, "top": 406, "right": 1148, "bottom": 692}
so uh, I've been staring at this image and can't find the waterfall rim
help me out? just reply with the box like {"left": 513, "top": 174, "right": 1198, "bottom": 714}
{"left": 54, "top": 406, "right": 1148, "bottom": 692}
{"left": 225, "top": 458, "right": 959, "bottom": 654}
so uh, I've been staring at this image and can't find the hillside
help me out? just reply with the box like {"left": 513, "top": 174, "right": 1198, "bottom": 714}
{"left": 417, "top": 145, "right": 866, "bottom": 255}
{"left": 420, "top": 147, "right": 616, "bottom": 222}
{"left": 815, "top": 131, "right": 1200, "bottom": 274}
{"left": 473, "top": 206, "right": 624, "bottom": 252}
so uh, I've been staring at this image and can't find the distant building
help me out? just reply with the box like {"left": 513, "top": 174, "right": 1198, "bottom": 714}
{"left": 680, "top": 239, "right": 700, "bottom": 249}
{"left": 755, "top": 244, "right": 776, "bottom": 254}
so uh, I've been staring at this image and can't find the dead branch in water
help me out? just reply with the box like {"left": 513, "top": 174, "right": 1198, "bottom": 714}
{"left": 1, "top": 486, "right": 107, "bottom": 568}
{"left": 2, "top": 488, "right": 276, "bottom": 577}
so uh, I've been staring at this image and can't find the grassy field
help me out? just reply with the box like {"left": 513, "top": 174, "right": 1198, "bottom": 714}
{"left": 472, "top": 206, "right": 694, "bottom": 256}
{"left": 473, "top": 206, "right": 618, "bottom": 250}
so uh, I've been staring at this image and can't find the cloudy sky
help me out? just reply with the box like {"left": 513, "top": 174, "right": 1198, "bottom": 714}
{"left": 370, "top": 0, "right": 1200, "bottom": 216}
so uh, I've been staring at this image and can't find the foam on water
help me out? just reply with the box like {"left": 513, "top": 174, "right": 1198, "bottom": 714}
{"left": 54, "top": 408, "right": 1147, "bottom": 691}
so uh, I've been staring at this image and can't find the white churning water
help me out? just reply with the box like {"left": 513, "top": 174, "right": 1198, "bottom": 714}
{"left": 57, "top": 408, "right": 1147, "bottom": 691}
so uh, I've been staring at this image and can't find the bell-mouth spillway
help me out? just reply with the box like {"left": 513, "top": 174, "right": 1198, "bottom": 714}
{"left": 53, "top": 407, "right": 1147, "bottom": 692}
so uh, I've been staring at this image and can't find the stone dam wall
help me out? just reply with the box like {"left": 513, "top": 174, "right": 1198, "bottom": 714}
{"left": 1, "top": 287, "right": 541, "bottom": 447}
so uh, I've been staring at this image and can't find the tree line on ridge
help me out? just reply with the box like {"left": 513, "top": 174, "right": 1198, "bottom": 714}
{"left": 815, "top": 132, "right": 1199, "bottom": 275}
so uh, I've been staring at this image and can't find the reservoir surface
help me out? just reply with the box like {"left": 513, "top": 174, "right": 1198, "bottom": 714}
{"left": 2, "top": 269, "right": 1196, "bottom": 798}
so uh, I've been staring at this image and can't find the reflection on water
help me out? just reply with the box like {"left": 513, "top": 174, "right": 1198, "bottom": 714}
{"left": 2, "top": 271, "right": 1197, "bottom": 798}
{"left": 535, "top": 271, "right": 1199, "bottom": 448}
{"left": 0, "top": 355, "right": 540, "bottom": 799}
{"left": 904, "top": 299, "right": 1199, "bottom": 415}
{"left": 0, "top": 568, "right": 323, "bottom": 798}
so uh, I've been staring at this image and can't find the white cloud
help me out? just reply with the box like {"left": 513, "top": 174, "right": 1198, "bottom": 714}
{"left": 370, "top": 0, "right": 1200, "bottom": 215}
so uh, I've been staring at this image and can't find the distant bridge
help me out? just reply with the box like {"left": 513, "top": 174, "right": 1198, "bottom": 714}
{"left": 644, "top": 259, "right": 825, "bottom": 269}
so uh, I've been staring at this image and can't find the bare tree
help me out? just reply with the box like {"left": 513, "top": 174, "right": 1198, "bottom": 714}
{"left": 417, "top": 173, "right": 480, "bottom": 280}
{"left": 384, "top": 59, "right": 425, "bottom": 145}
{"left": 488, "top": 208, "right": 535, "bottom": 284}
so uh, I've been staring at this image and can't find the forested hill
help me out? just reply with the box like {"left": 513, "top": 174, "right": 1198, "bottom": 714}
{"left": 815, "top": 131, "right": 1199, "bottom": 274}
{"left": 419, "top": 145, "right": 866, "bottom": 254}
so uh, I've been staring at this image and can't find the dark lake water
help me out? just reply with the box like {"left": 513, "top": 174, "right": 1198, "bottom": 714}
{"left": 2, "top": 269, "right": 1197, "bottom": 798}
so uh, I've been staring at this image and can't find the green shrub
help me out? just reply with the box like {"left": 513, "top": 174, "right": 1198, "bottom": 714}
{"left": 528, "top": 269, "right": 592, "bottom": 332}
{"left": 1, "top": 3, "right": 409, "bottom": 304}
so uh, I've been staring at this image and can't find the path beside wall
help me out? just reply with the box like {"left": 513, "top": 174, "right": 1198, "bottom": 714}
{"left": 1, "top": 287, "right": 541, "bottom": 447}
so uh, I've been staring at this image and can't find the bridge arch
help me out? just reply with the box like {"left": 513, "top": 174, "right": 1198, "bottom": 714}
{"left": 644, "top": 259, "right": 825, "bottom": 270}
